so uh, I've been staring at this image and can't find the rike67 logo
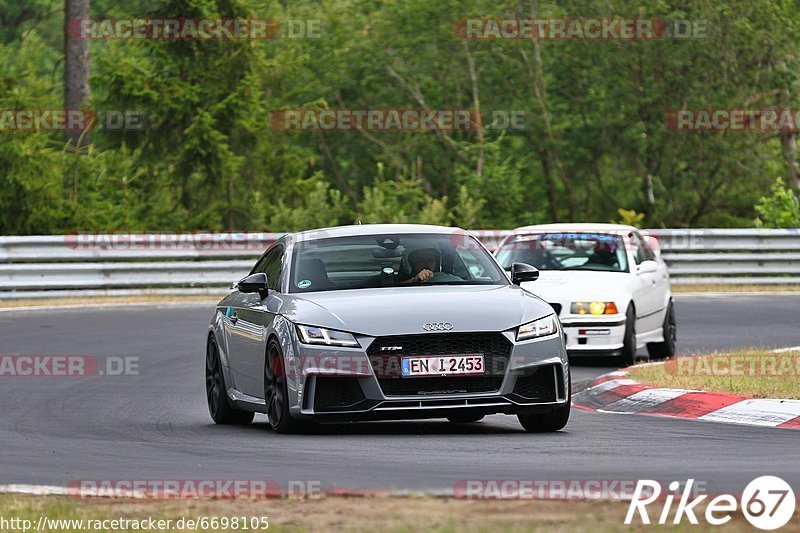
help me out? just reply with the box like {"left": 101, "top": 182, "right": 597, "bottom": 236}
{"left": 626, "top": 476, "right": 795, "bottom": 530}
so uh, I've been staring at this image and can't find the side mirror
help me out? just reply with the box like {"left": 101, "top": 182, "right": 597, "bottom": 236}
{"left": 637, "top": 260, "right": 658, "bottom": 275}
{"left": 238, "top": 272, "right": 269, "bottom": 297}
{"left": 511, "top": 262, "right": 539, "bottom": 285}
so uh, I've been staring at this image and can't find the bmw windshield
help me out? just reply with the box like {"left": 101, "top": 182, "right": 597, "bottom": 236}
{"left": 289, "top": 233, "right": 509, "bottom": 293}
{"left": 496, "top": 232, "right": 629, "bottom": 273}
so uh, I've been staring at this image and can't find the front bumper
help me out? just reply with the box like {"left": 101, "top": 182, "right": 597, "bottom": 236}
{"left": 558, "top": 315, "right": 626, "bottom": 355}
{"left": 287, "top": 330, "right": 569, "bottom": 421}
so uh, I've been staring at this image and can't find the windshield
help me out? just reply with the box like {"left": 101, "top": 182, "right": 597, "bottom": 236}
{"left": 496, "top": 232, "right": 629, "bottom": 273}
{"left": 289, "top": 233, "right": 508, "bottom": 293}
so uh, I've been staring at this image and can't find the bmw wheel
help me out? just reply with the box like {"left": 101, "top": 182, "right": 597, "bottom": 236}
{"left": 620, "top": 306, "right": 638, "bottom": 367}
{"left": 206, "top": 335, "right": 255, "bottom": 425}
{"left": 647, "top": 300, "right": 677, "bottom": 359}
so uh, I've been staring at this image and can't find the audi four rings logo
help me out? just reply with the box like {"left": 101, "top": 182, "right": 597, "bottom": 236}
{"left": 423, "top": 322, "right": 454, "bottom": 331}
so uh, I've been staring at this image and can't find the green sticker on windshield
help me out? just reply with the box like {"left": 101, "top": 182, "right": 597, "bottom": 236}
{"left": 297, "top": 279, "right": 312, "bottom": 289}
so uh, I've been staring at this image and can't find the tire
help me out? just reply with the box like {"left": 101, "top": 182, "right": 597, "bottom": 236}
{"left": 264, "top": 340, "right": 311, "bottom": 434}
{"left": 517, "top": 374, "right": 571, "bottom": 433}
{"left": 620, "top": 306, "right": 638, "bottom": 367}
{"left": 446, "top": 413, "right": 485, "bottom": 424}
{"left": 647, "top": 301, "right": 677, "bottom": 359}
{"left": 206, "top": 335, "right": 255, "bottom": 425}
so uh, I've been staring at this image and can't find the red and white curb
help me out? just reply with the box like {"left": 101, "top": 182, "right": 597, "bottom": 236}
{"left": 0, "top": 484, "right": 457, "bottom": 499}
{"left": 573, "top": 368, "right": 800, "bottom": 430}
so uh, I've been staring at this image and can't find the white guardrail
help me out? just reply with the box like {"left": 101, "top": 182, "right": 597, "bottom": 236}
{"left": 0, "top": 229, "right": 798, "bottom": 298}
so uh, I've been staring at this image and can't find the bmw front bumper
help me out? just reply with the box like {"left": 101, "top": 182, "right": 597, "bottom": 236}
{"left": 559, "top": 315, "right": 627, "bottom": 356}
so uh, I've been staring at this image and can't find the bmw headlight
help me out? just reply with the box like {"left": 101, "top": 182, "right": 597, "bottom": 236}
{"left": 517, "top": 314, "right": 558, "bottom": 341}
{"left": 296, "top": 324, "right": 360, "bottom": 348}
{"left": 570, "top": 301, "right": 619, "bottom": 315}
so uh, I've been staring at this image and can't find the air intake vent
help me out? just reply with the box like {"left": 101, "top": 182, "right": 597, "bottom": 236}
{"left": 510, "top": 365, "right": 558, "bottom": 402}
{"left": 313, "top": 377, "right": 367, "bottom": 412}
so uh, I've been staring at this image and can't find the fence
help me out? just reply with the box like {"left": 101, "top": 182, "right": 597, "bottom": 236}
{"left": 0, "top": 229, "right": 797, "bottom": 298}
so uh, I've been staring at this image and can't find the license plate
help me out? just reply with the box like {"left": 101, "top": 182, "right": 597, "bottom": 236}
{"left": 401, "top": 355, "right": 484, "bottom": 377}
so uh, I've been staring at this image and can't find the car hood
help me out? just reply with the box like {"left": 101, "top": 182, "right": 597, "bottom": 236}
{"left": 519, "top": 270, "right": 636, "bottom": 304}
{"left": 276, "top": 284, "right": 554, "bottom": 337}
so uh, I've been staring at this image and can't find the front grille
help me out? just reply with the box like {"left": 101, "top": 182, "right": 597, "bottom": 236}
{"left": 367, "top": 333, "right": 511, "bottom": 396}
{"left": 510, "top": 365, "right": 557, "bottom": 402}
{"left": 377, "top": 376, "right": 503, "bottom": 396}
{"left": 313, "top": 377, "right": 367, "bottom": 411}
{"left": 548, "top": 303, "right": 562, "bottom": 315}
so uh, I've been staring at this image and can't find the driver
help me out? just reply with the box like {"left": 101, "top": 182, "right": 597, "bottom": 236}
{"left": 403, "top": 248, "right": 439, "bottom": 283}
{"left": 585, "top": 240, "right": 618, "bottom": 267}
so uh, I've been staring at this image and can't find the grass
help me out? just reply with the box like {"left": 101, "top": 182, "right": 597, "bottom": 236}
{"left": 0, "top": 494, "right": 776, "bottom": 532}
{"left": 628, "top": 349, "right": 800, "bottom": 399}
{"left": 0, "top": 294, "right": 220, "bottom": 309}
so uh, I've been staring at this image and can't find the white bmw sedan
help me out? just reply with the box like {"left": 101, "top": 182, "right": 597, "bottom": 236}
{"left": 495, "top": 224, "right": 675, "bottom": 365}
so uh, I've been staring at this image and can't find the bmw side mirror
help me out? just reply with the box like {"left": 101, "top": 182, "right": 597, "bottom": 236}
{"left": 511, "top": 262, "right": 539, "bottom": 285}
{"left": 238, "top": 272, "right": 269, "bottom": 298}
{"left": 637, "top": 260, "right": 658, "bottom": 275}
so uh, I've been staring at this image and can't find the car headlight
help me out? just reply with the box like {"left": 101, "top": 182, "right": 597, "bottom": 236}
{"left": 517, "top": 314, "right": 558, "bottom": 341}
{"left": 570, "top": 301, "right": 619, "bottom": 315}
{"left": 296, "top": 324, "right": 360, "bottom": 347}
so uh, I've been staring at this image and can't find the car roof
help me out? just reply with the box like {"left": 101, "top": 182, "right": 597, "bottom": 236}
{"left": 287, "top": 223, "right": 464, "bottom": 242}
{"left": 512, "top": 223, "right": 638, "bottom": 233}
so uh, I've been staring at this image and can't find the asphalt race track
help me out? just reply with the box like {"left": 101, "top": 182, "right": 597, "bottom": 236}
{"left": 1, "top": 294, "right": 798, "bottom": 495}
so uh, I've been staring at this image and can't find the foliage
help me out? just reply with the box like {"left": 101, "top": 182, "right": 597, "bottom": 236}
{"left": 1, "top": 0, "right": 800, "bottom": 233}
{"left": 615, "top": 209, "right": 645, "bottom": 228}
{"left": 356, "top": 176, "right": 449, "bottom": 225}
{"left": 755, "top": 179, "right": 800, "bottom": 228}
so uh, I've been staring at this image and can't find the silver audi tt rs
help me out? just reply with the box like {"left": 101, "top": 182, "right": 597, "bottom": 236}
{"left": 206, "top": 224, "right": 570, "bottom": 433}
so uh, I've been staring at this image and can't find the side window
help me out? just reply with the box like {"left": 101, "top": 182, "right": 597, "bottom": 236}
{"left": 250, "top": 253, "right": 269, "bottom": 276}
{"left": 251, "top": 244, "right": 284, "bottom": 291}
{"left": 263, "top": 245, "right": 284, "bottom": 291}
{"left": 630, "top": 232, "right": 655, "bottom": 264}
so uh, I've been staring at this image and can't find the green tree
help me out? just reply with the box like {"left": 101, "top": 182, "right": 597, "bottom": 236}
{"left": 755, "top": 178, "right": 800, "bottom": 228}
